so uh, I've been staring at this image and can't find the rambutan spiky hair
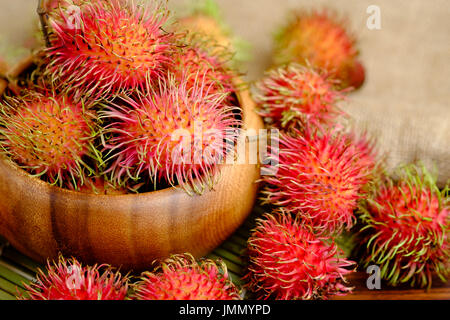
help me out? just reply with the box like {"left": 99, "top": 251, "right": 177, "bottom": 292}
{"left": 176, "top": 0, "right": 233, "bottom": 51}
{"left": 253, "top": 63, "right": 343, "bottom": 129}
{"left": 172, "top": 34, "right": 236, "bottom": 100}
{"left": 44, "top": 0, "right": 120, "bottom": 12}
{"left": 244, "top": 210, "right": 355, "bottom": 300}
{"left": 45, "top": 0, "right": 177, "bottom": 97}
{"left": 101, "top": 73, "right": 240, "bottom": 195}
{"left": 21, "top": 254, "right": 128, "bottom": 300}
{"left": 359, "top": 164, "right": 449, "bottom": 288}
{"left": 274, "top": 10, "right": 365, "bottom": 90}
{"left": 262, "top": 128, "right": 377, "bottom": 235}
{"left": 75, "top": 176, "right": 128, "bottom": 195}
{"left": 132, "top": 253, "right": 241, "bottom": 300}
{"left": 0, "top": 89, "right": 100, "bottom": 189}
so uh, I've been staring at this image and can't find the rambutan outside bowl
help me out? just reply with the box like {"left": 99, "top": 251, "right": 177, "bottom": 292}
{"left": 0, "top": 55, "right": 264, "bottom": 271}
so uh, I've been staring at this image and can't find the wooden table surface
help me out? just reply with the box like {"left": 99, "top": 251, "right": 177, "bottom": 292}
{"left": 334, "top": 272, "right": 450, "bottom": 300}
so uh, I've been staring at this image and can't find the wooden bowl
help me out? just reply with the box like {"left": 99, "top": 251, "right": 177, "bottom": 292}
{"left": 0, "top": 56, "right": 264, "bottom": 271}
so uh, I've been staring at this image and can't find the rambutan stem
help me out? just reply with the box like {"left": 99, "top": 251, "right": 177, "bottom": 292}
{"left": 37, "top": 0, "right": 51, "bottom": 47}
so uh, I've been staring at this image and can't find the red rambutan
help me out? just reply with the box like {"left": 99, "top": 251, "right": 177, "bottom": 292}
{"left": 21, "top": 254, "right": 128, "bottom": 300}
{"left": 176, "top": 9, "right": 232, "bottom": 50}
{"left": 132, "top": 253, "right": 241, "bottom": 300}
{"left": 262, "top": 128, "right": 377, "bottom": 234}
{"left": 359, "top": 164, "right": 449, "bottom": 288}
{"left": 346, "top": 129, "right": 380, "bottom": 181}
{"left": 172, "top": 36, "right": 236, "bottom": 101}
{"left": 244, "top": 211, "right": 355, "bottom": 300}
{"left": 0, "top": 89, "right": 99, "bottom": 188}
{"left": 175, "top": 2, "right": 250, "bottom": 69}
{"left": 274, "top": 10, "right": 365, "bottom": 90}
{"left": 101, "top": 74, "right": 240, "bottom": 195}
{"left": 253, "top": 63, "right": 343, "bottom": 129}
{"left": 45, "top": 0, "right": 177, "bottom": 96}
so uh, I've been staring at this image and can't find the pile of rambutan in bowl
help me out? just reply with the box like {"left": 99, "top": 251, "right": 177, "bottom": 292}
{"left": 0, "top": 0, "right": 263, "bottom": 271}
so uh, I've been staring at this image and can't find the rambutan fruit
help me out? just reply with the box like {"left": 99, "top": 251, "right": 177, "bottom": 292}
{"left": 0, "top": 89, "right": 99, "bottom": 188}
{"left": 20, "top": 254, "right": 128, "bottom": 300}
{"left": 175, "top": 0, "right": 251, "bottom": 70}
{"left": 243, "top": 211, "right": 355, "bottom": 300}
{"left": 358, "top": 164, "right": 449, "bottom": 288}
{"left": 253, "top": 63, "right": 343, "bottom": 129}
{"left": 274, "top": 10, "right": 365, "bottom": 90}
{"left": 346, "top": 130, "right": 381, "bottom": 182}
{"left": 45, "top": 0, "right": 177, "bottom": 97}
{"left": 171, "top": 36, "right": 236, "bottom": 102}
{"left": 177, "top": 12, "right": 232, "bottom": 50}
{"left": 132, "top": 253, "right": 241, "bottom": 300}
{"left": 101, "top": 74, "right": 240, "bottom": 195}
{"left": 262, "top": 128, "right": 377, "bottom": 235}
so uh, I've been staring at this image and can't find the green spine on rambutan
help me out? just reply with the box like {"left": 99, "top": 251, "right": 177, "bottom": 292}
{"left": 99, "top": 72, "right": 241, "bottom": 195}
{"left": 132, "top": 253, "right": 242, "bottom": 300}
{"left": 273, "top": 9, "right": 364, "bottom": 90}
{"left": 0, "top": 89, "right": 102, "bottom": 190}
{"left": 44, "top": 0, "right": 178, "bottom": 98}
{"left": 20, "top": 253, "right": 129, "bottom": 300}
{"left": 358, "top": 164, "right": 449, "bottom": 288}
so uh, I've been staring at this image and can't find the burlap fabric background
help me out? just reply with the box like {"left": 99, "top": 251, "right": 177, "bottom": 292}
{"left": 0, "top": 0, "right": 449, "bottom": 185}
